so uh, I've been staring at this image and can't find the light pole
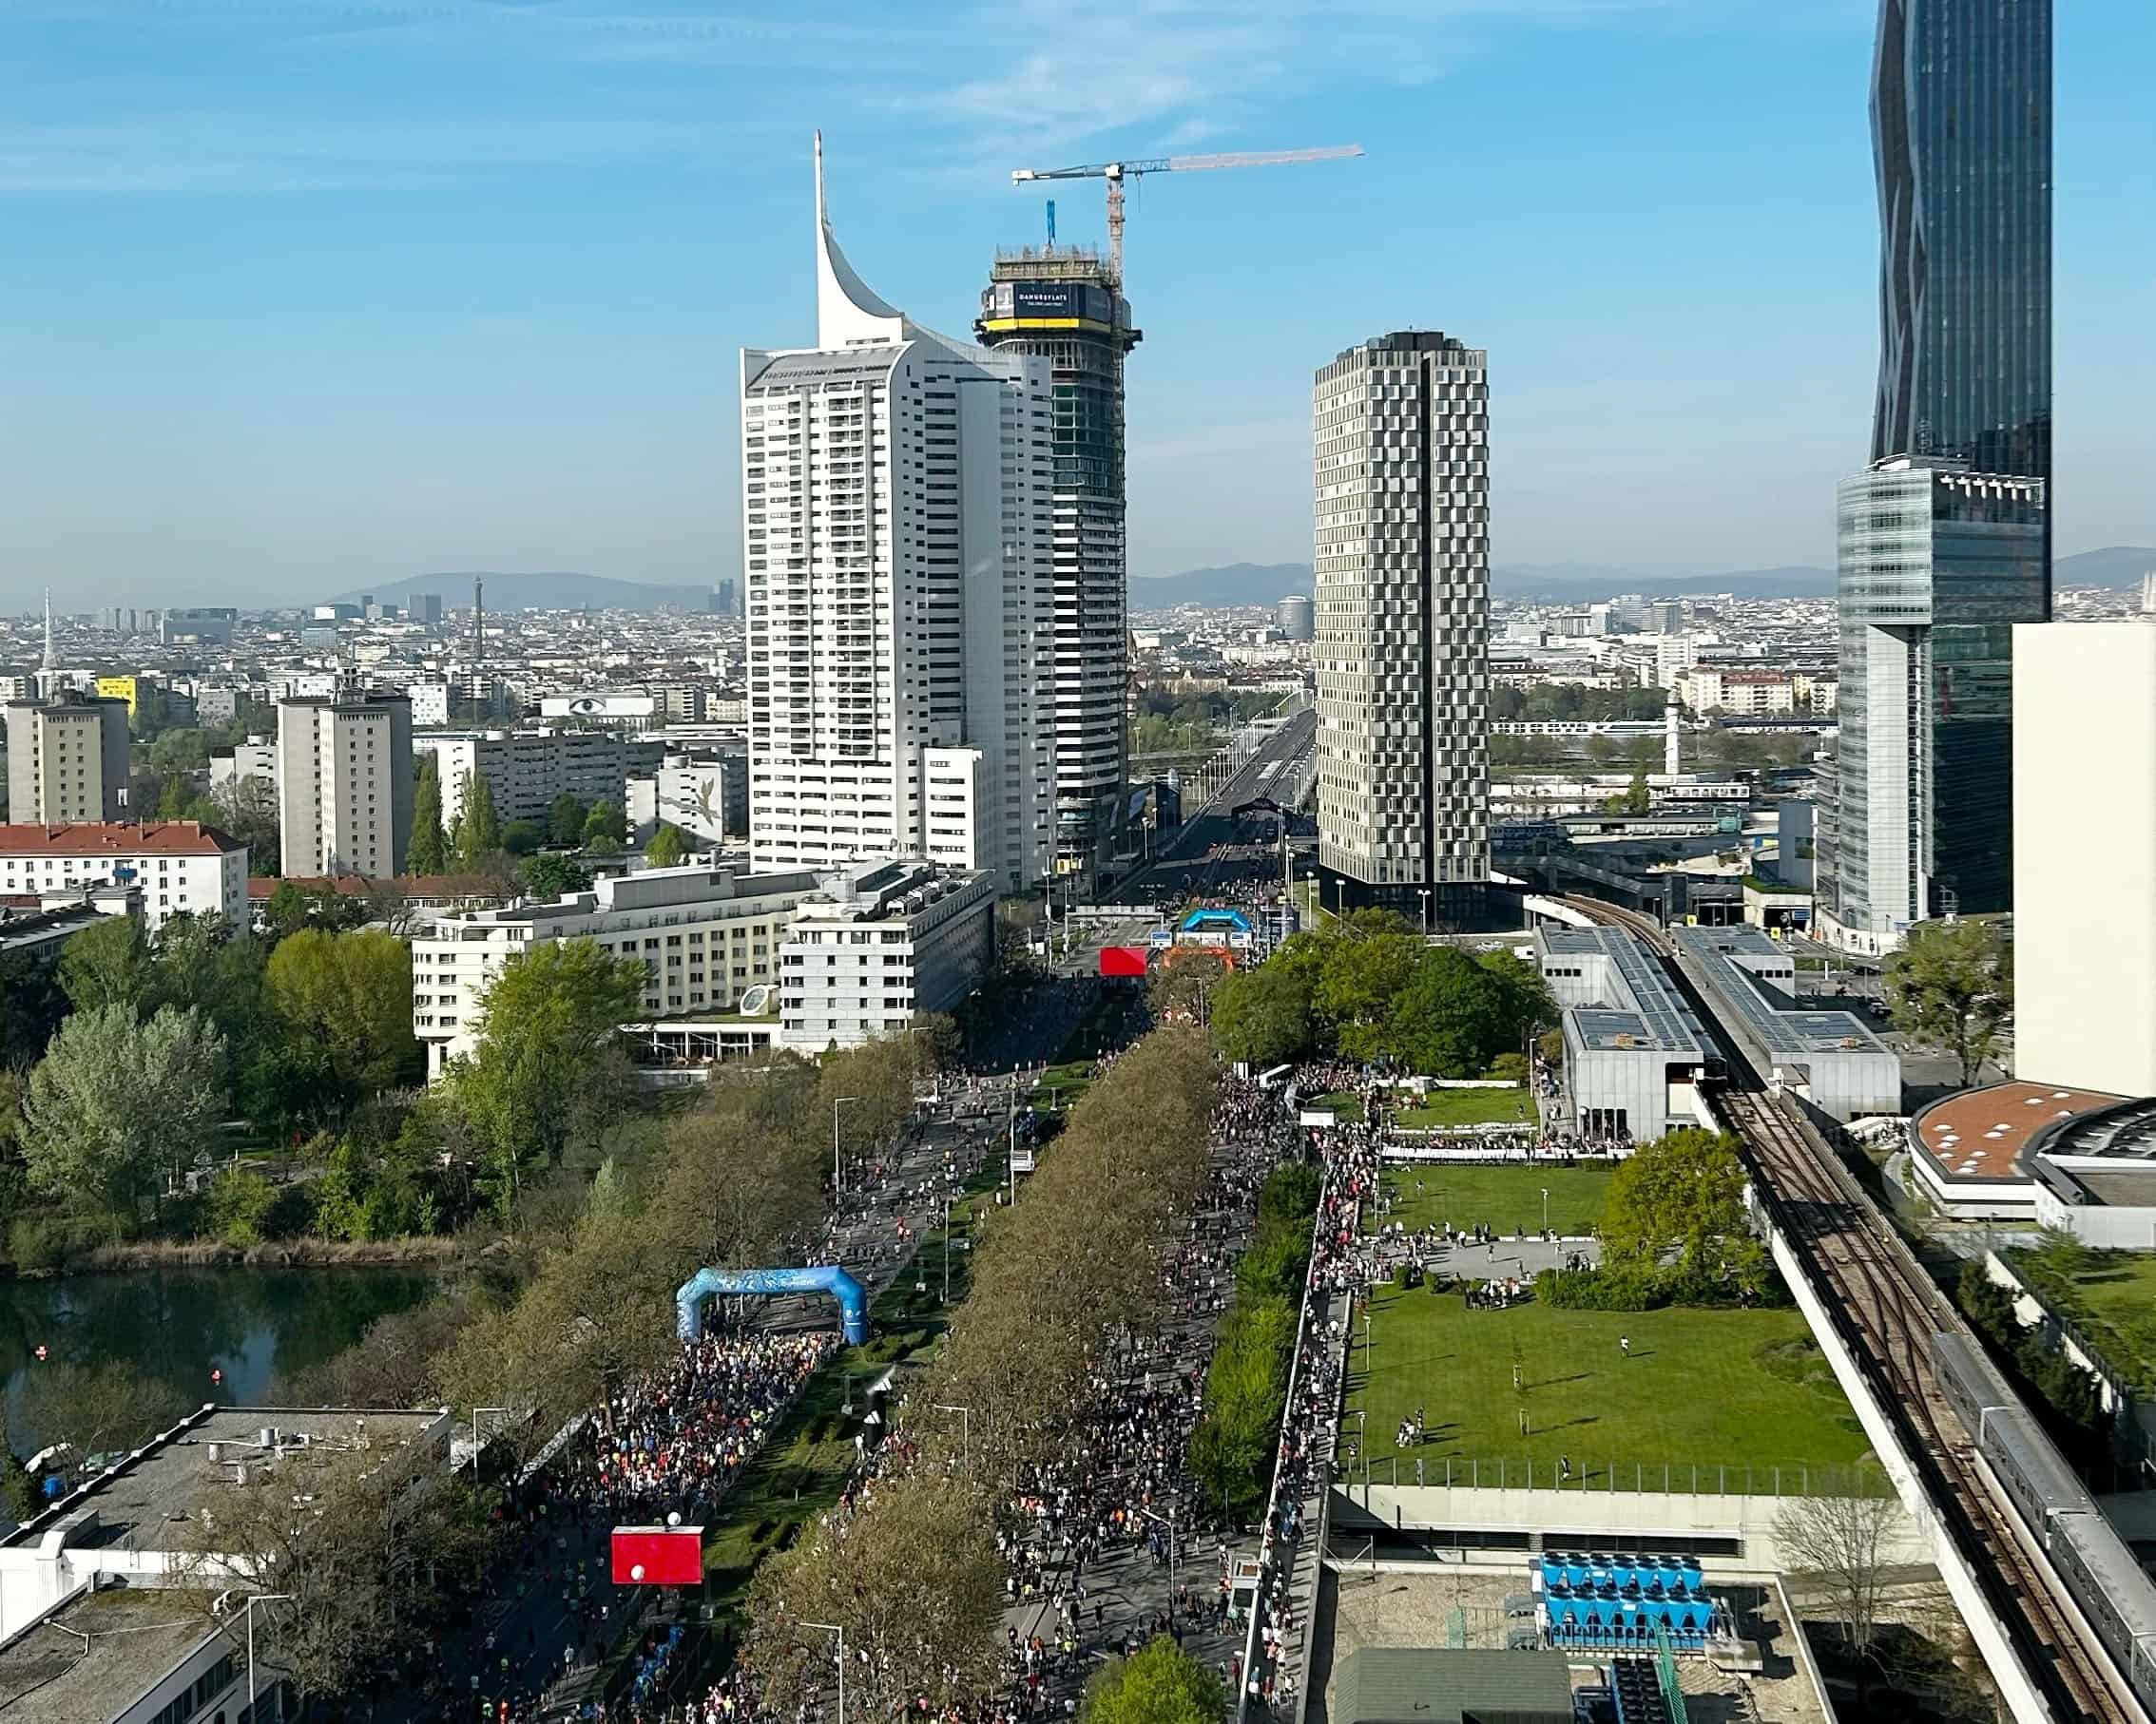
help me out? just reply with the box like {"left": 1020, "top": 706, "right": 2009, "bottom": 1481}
{"left": 1541, "top": 1187, "right": 1550, "bottom": 1237}
{"left": 1417, "top": 889, "right": 1430, "bottom": 935}
{"left": 802, "top": 1620, "right": 846, "bottom": 1724}
{"left": 934, "top": 1403, "right": 972, "bottom": 1474}
{"left": 832, "top": 1097, "right": 859, "bottom": 1197}
{"left": 244, "top": 1592, "right": 293, "bottom": 1708}
{"left": 942, "top": 1196, "right": 954, "bottom": 1302}
{"left": 1141, "top": 1495, "right": 1181, "bottom": 1623}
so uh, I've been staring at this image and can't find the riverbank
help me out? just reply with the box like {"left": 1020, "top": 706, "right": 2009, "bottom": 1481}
{"left": 58, "top": 1234, "right": 486, "bottom": 1276}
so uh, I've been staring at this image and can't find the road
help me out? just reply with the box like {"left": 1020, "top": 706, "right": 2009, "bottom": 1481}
{"left": 1107, "top": 710, "right": 1317, "bottom": 908}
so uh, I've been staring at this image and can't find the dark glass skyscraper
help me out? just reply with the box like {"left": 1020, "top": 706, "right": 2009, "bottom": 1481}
{"left": 1870, "top": 0, "right": 2052, "bottom": 493}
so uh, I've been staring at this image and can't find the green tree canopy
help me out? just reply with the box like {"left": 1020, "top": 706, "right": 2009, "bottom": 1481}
{"left": 1883, "top": 918, "right": 2012, "bottom": 1086}
{"left": 452, "top": 772, "right": 502, "bottom": 869}
{"left": 58, "top": 914, "right": 153, "bottom": 1016}
{"left": 500, "top": 819, "right": 543, "bottom": 856}
{"left": 517, "top": 852, "right": 593, "bottom": 901}
{"left": 265, "top": 928, "right": 418, "bottom": 1094}
{"left": 583, "top": 798, "right": 627, "bottom": 847}
{"left": 408, "top": 753, "right": 448, "bottom": 874}
{"left": 20, "top": 1003, "right": 228, "bottom": 1216}
{"left": 1602, "top": 1128, "right": 1750, "bottom": 1273}
{"left": 1081, "top": 1636, "right": 1230, "bottom": 1724}
{"left": 450, "top": 939, "right": 650, "bottom": 1211}
{"left": 1208, "top": 938, "right": 1319, "bottom": 1068}
{"left": 645, "top": 822, "right": 687, "bottom": 869}
{"left": 547, "top": 792, "right": 587, "bottom": 847}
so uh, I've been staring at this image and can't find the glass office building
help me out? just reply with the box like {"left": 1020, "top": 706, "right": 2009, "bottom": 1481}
{"left": 1871, "top": 0, "right": 2052, "bottom": 508}
{"left": 1824, "top": 459, "right": 2046, "bottom": 945}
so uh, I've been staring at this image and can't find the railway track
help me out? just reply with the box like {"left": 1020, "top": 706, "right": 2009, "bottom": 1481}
{"left": 1558, "top": 896, "right": 2142, "bottom": 1724}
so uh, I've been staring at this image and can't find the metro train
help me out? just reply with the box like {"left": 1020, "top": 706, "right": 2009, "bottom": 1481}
{"left": 1931, "top": 1331, "right": 2156, "bottom": 1716}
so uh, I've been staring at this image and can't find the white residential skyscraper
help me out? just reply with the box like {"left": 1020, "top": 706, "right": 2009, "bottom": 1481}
{"left": 741, "top": 137, "right": 1054, "bottom": 892}
{"left": 1313, "top": 331, "right": 1492, "bottom": 923}
{"left": 277, "top": 684, "right": 414, "bottom": 877}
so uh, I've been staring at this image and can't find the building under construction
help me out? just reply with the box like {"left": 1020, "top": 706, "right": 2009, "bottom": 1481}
{"left": 976, "top": 246, "right": 1140, "bottom": 880}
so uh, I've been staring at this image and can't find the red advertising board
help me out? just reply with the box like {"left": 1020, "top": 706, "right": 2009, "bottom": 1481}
{"left": 1098, "top": 945, "right": 1148, "bottom": 978}
{"left": 610, "top": 1525, "right": 705, "bottom": 1585}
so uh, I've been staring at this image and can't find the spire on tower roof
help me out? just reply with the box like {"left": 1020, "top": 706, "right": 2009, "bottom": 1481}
{"left": 813, "top": 131, "right": 912, "bottom": 349}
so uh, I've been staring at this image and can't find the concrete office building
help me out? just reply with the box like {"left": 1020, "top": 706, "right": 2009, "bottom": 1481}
{"left": 413, "top": 864, "right": 819, "bottom": 1078}
{"left": 975, "top": 247, "right": 1140, "bottom": 879}
{"left": 276, "top": 684, "right": 414, "bottom": 878}
{"left": 742, "top": 137, "right": 1054, "bottom": 893}
{"left": 627, "top": 750, "right": 748, "bottom": 846}
{"left": 1313, "top": 331, "right": 1491, "bottom": 921}
{"left": 4, "top": 693, "right": 132, "bottom": 823}
{"left": 777, "top": 859, "right": 994, "bottom": 1051}
{"left": 407, "top": 678, "right": 452, "bottom": 726}
{"left": 413, "top": 728, "right": 634, "bottom": 831}
{"left": 2014, "top": 621, "right": 2156, "bottom": 1099}
{"left": 1817, "top": 459, "right": 2045, "bottom": 951}
{"left": 1277, "top": 594, "right": 1315, "bottom": 642}
{"left": 1536, "top": 926, "right": 1713, "bottom": 1141}
{"left": 208, "top": 736, "right": 277, "bottom": 790}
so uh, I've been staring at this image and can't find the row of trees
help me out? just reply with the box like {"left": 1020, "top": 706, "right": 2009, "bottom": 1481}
{"left": 406, "top": 757, "right": 637, "bottom": 877}
{"left": 743, "top": 1025, "right": 1222, "bottom": 1721}
{"left": 1207, "top": 909, "right": 1552, "bottom": 1078}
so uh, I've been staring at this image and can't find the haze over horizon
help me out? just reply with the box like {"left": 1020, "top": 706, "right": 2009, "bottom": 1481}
{"left": 2, "top": 0, "right": 2149, "bottom": 607}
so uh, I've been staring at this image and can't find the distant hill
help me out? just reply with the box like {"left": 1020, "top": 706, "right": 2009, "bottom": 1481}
{"left": 1131, "top": 559, "right": 1837, "bottom": 608}
{"left": 1130, "top": 563, "right": 1312, "bottom": 610}
{"left": 332, "top": 571, "right": 711, "bottom": 611}
{"left": 2057, "top": 546, "right": 2156, "bottom": 589}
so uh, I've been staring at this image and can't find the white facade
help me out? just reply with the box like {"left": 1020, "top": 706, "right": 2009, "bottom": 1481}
{"left": 1313, "top": 330, "right": 1491, "bottom": 908}
{"left": 0, "top": 822, "right": 246, "bottom": 934}
{"left": 777, "top": 859, "right": 994, "bottom": 1051}
{"left": 412, "top": 864, "right": 819, "bottom": 1077}
{"left": 413, "top": 728, "right": 633, "bottom": 830}
{"left": 741, "top": 137, "right": 1052, "bottom": 893}
{"left": 209, "top": 736, "right": 277, "bottom": 788}
{"left": 277, "top": 689, "right": 414, "bottom": 878}
{"left": 2013, "top": 621, "right": 2156, "bottom": 1096}
{"left": 407, "top": 679, "right": 452, "bottom": 726}
{"left": 628, "top": 751, "right": 747, "bottom": 845}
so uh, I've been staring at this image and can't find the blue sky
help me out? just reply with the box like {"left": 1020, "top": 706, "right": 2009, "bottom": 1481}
{"left": 0, "top": 0, "right": 2148, "bottom": 606}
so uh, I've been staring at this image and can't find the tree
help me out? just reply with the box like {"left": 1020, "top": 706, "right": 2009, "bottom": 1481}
{"left": 20, "top": 1360, "right": 188, "bottom": 1461}
{"left": 156, "top": 773, "right": 191, "bottom": 818}
{"left": 500, "top": 818, "right": 543, "bottom": 856}
{"left": 1149, "top": 948, "right": 1228, "bottom": 1026}
{"left": 583, "top": 798, "right": 627, "bottom": 847}
{"left": 20, "top": 1004, "right": 228, "bottom": 1216}
{"left": 1585, "top": 733, "right": 1619, "bottom": 766}
{"left": 645, "top": 822, "right": 687, "bottom": 869}
{"left": 450, "top": 939, "right": 650, "bottom": 1210}
{"left": 0, "top": 952, "right": 66, "bottom": 1067}
{"left": 547, "top": 792, "right": 587, "bottom": 847}
{"left": 1883, "top": 918, "right": 2012, "bottom": 1086}
{"left": 1187, "top": 1295, "right": 1295, "bottom": 1525}
{"left": 517, "top": 852, "right": 592, "bottom": 902}
{"left": 261, "top": 881, "right": 368, "bottom": 941}
{"left": 265, "top": 929, "right": 418, "bottom": 1094}
{"left": 407, "top": 754, "right": 448, "bottom": 874}
{"left": 1381, "top": 946, "right": 1511, "bottom": 1077}
{"left": 1601, "top": 1128, "right": 1749, "bottom": 1271}
{"left": 1209, "top": 949, "right": 1318, "bottom": 1068}
{"left": 58, "top": 914, "right": 153, "bottom": 1015}
{"left": 452, "top": 772, "right": 502, "bottom": 869}
{"left": 745, "top": 1470, "right": 1005, "bottom": 1723}
{"left": 209, "top": 773, "right": 279, "bottom": 874}
{"left": 1082, "top": 1636, "right": 1229, "bottom": 1724}
{"left": 1312, "top": 924, "right": 1421, "bottom": 1063}
{"left": 1773, "top": 1485, "right": 1907, "bottom": 1662}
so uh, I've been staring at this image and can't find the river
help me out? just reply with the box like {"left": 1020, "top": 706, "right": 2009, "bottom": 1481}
{"left": 0, "top": 1266, "right": 437, "bottom": 1452}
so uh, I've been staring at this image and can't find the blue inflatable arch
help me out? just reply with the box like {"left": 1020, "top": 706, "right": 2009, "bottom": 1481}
{"left": 675, "top": 1265, "right": 868, "bottom": 1347}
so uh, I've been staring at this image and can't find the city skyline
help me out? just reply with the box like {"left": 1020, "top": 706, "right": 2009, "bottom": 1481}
{"left": 2, "top": 0, "right": 2148, "bottom": 604}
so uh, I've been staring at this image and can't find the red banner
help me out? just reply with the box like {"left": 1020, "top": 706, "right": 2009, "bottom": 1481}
{"left": 1098, "top": 946, "right": 1148, "bottom": 977}
{"left": 610, "top": 1525, "right": 704, "bottom": 1585}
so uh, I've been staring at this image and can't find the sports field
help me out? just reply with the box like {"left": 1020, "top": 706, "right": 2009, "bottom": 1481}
{"left": 1344, "top": 1282, "right": 1877, "bottom": 1493}
{"left": 1374, "top": 1165, "right": 1613, "bottom": 1239}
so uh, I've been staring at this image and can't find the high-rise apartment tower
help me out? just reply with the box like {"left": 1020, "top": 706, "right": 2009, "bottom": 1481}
{"left": 742, "top": 137, "right": 1054, "bottom": 893}
{"left": 1312, "top": 331, "right": 1491, "bottom": 923}
{"left": 975, "top": 249, "right": 1139, "bottom": 879}
{"left": 277, "top": 683, "right": 415, "bottom": 877}
{"left": 4, "top": 693, "right": 132, "bottom": 823}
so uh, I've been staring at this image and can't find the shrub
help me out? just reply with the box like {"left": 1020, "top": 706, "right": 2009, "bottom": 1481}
{"left": 1489, "top": 1052, "right": 1530, "bottom": 1082}
{"left": 206, "top": 1167, "right": 279, "bottom": 1247}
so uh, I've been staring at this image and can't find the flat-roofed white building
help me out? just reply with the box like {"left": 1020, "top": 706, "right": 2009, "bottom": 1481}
{"left": 778, "top": 858, "right": 994, "bottom": 1051}
{"left": 412, "top": 863, "right": 820, "bottom": 1077}
{"left": 413, "top": 727, "right": 637, "bottom": 830}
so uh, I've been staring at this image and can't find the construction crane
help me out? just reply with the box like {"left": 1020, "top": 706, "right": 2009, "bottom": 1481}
{"left": 1011, "top": 144, "right": 1362, "bottom": 288}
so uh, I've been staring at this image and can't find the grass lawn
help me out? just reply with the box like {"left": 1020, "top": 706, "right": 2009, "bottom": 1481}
{"left": 1394, "top": 1086, "right": 1535, "bottom": 1131}
{"left": 1343, "top": 1285, "right": 1877, "bottom": 1493}
{"left": 2008, "top": 1247, "right": 2156, "bottom": 1390}
{"left": 1031, "top": 1060, "right": 1094, "bottom": 1112}
{"left": 1374, "top": 1165, "right": 1614, "bottom": 1239}
{"left": 1312, "top": 1091, "right": 1366, "bottom": 1124}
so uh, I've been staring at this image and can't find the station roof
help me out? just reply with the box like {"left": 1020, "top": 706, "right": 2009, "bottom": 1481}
{"left": 1911, "top": 1082, "right": 2126, "bottom": 1186}
{"left": 0, "top": 1586, "right": 216, "bottom": 1724}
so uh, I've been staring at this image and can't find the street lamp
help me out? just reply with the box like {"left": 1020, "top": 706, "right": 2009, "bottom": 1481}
{"left": 1140, "top": 1495, "right": 1181, "bottom": 1623}
{"left": 1417, "top": 889, "right": 1430, "bottom": 935}
{"left": 942, "top": 1196, "right": 954, "bottom": 1302}
{"left": 832, "top": 1097, "right": 859, "bottom": 1197}
{"left": 801, "top": 1620, "right": 846, "bottom": 1724}
{"left": 243, "top": 1592, "right": 294, "bottom": 1708}
{"left": 933, "top": 1403, "right": 973, "bottom": 1473}
{"left": 1541, "top": 1188, "right": 1550, "bottom": 1237}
